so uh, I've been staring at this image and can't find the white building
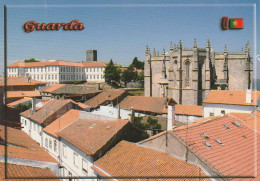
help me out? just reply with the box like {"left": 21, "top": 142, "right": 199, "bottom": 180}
{"left": 175, "top": 105, "right": 203, "bottom": 124}
{"left": 20, "top": 99, "right": 77, "bottom": 145}
{"left": 7, "top": 60, "right": 107, "bottom": 85}
{"left": 203, "top": 90, "right": 260, "bottom": 117}
{"left": 42, "top": 110, "right": 142, "bottom": 180}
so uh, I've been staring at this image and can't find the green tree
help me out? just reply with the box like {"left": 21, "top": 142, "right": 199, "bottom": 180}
{"left": 121, "top": 64, "right": 138, "bottom": 87}
{"left": 24, "top": 58, "right": 39, "bottom": 62}
{"left": 131, "top": 57, "right": 144, "bottom": 70}
{"left": 16, "top": 102, "right": 32, "bottom": 113}
{"left": 137, "top": 70, "right": 144, "bottom": 81}
{"left": 147, "top": 116, "right": 162, "bottom": 135}
{"left": 104, "top": 59, "right": 121, "bottom": 87}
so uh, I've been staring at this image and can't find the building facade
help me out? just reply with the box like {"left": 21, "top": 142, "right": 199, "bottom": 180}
{"left": 8, "top": 60, "right": 106, "bottom": 85}
{"left": 144, "top": 40, "right": 253, "bottom": 105}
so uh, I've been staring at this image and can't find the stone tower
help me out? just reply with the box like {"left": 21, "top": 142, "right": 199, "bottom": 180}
{"left": 144, "top": 40, "right": 252, "bottom": 106}
{"left": 86, "top": 49, "right": 97, "bottom": 62}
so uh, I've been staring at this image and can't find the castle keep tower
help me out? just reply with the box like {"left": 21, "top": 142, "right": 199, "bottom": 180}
{"left": 144, "top": 40, "right": 252, "bottom": 106}
{"left": 86, "top": 49, "right": 97, "bottom": 62}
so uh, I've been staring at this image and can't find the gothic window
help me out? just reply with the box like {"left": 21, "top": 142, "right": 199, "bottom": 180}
{"left": 185, "top": 61, "right": 190, "bottom": 87}
{"left": 185, "top": 61, "right": 190, "bottom": 78}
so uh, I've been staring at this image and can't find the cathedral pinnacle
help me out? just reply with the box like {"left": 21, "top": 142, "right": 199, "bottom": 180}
{"left": 206, "top": 39, "right": 210, "bottom": 48}
{"left": 170, "top": 42, "right": 173, "bottom": 50}
{"left": 224, "top": 44, "right": 227, "bottom": 53}
{"left": 153, "top": 48, "right": 156, "bottom": 56}
{"left": 178, "top": 40, "right": 182, "bottom": 48}
{"left": 193, "top": 38, "right": 197, "bottom": 48}
{"left": 162, "top": 48, "right": 165, "bottom": 55}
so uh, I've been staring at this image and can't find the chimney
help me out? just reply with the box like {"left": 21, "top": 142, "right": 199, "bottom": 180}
{"left": 167, "top": 104, "right": 175, "bottom": 131}
{"left": 117, "top": 104, "right": 121, "bottom": 119}
{"left": 130, "top": 107, "right": 135, "bottom": 123}
{"left": 96, "top": 83, "right": 101, "bottom": 90}
{"left": 246, "top": 89, "right": 252, "bottom": 104}
{"left": 31, "top": 98, "right": 36, "bottom": 114}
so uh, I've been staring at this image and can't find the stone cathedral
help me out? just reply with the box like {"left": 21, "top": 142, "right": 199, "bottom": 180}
{"left": 144, "top": 39, "right": 253, "bottom": 106}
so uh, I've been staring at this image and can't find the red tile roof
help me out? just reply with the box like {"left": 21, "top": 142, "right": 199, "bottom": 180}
{"left": 0, "top": 77, "right": 46, "bottom": 86}
{"left": 85, "top": 89, "right": 126, "bottom": 108}
{"left": 0, "top": 163, "right": 59, "bottom": 180}
{"left": 7, "top": 97, "right": 31, "bottom": 108}
{"left": 43, "top": 109, "right": 80, "bottom": 138}
{"left": 42, "top": 84, "right": 66, "bottom": 93}
{"left": 229, "top": 111, "right": 260, "bottom": 132}
{"left": 173, "top": 114, "right": 260, "bottom": 179}
{"left": 20, "top": 99, "right": 73, "bottom": 126}
{"left": 203, "top": 90, "right": 260, "bottom": 106}
{"left": 0, "top": 126, "right": 57, "bottom": 163}
{"left": 82, "top": 62, "right": 107, "bottom": 67}
{"left": 0, "top": 125, "right": 39, "bottom": 149}
{"left": 119, "top": 96, "right": 176, "bottom": 114}
{"left": 8, "top": 60, "right": 84, "bottom": 68}
{"left": 8, "top": 60, "right": 107, "bottom": 68}
{"left": 0, "top": 145, "right": 57, "bottom": 163}
{"left": 7, "top": 91, "right": 41, "bottom": 98}
{"left": 93, "top": 141, "right": 209, "bottom": 180}
{"left": 175, "top": 105, "right": 203, "bottom": 117}
{"left": 58, "top": 119, "right": 129, "bottom": 156}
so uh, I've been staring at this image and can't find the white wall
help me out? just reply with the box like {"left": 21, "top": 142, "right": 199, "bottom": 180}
{"left": 175, "top": 115, "right": 202, "bottom": 124}
{"left": 59, "top": 138, "right": 96, "bottom": 180}
{"left": 91, "top": 105, "right": 146, "bottom": 119}
{"left": 42, "top": 132, "right": 60, "bottom": 161}
{"left": 84, "top": 67, "right": 105, "bottom": 83}
{"left": 203, "top": 103, "right": 256, "bottom": 117}
{"left": 21, "top": 116, "right": 43, "bottom": 146}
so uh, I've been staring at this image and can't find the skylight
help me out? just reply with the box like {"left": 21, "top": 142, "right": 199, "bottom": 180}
{"left": 232, "top": 121, "right": 242, "bottom": 128}
{"left": 215, "top": 139, "right": 223, "bottom": 145}
{"left": 224, "top": 124, "right": 230, "bottom": 130}
{"left": 201, "top": 133, "right": 209, "bottom": 139}
{"left": 203, "top": 142, "right": 212, "bottom": 148}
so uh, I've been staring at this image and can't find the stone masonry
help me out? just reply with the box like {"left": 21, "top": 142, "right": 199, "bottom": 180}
{"left": 144, "top": 39, "right": 253, "bottom": 105}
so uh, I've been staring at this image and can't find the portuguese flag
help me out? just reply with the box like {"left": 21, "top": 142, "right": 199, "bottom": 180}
{"left": 229, "top": 18, "right": 243, "bottom": 29}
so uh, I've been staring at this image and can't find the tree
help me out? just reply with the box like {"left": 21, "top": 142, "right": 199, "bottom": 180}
{"left": 104, "top": 59, "right": 121, "bottom": 87}
{"left": 16, "top": 102, "right": 32, "bottom": 113}
{"left": 147, "top": 116, "right": 162, "bottom": 135}
{"left": 121, "top": 64, "right": 138, "bottom": 87}
{"left": 131, "top": 57, "right": 144, "bottom": 70}
{"left": 24, "top": 58, "right": 39, "bottom": 62}
{"left": 137, "top": 70, "right": 144, "bottom": 81}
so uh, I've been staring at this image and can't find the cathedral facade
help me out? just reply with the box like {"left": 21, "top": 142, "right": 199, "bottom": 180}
{"left": 144, "top": 39, "right": 252, "bottom": 105}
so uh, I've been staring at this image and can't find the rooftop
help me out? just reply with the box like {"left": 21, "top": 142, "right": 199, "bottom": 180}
{"left": 0, "top": 126, "right": 57, "bottom": 163}
{"left": 0, "top": 163, "right": 59, "bottom": 180}
{"left": 43, "top": 109, "right": 80, "bottom": 138}
{"left": 7, "top": 97, "right": 31, "bottom": 108}
{"left": 7, "top": 91, "right": 41, "bottom": 99}
{"left": 119, "top": 96, "right": 176, "bottom": 114}
{"left": 51, "top": 84, "right": 101, "bottom": 95}
{"left": 203, "top": 90, "right": 260, "bottom": 106}
{"left": 8, "top": 60, "right": 84, "bottom": 68}
{"left": 42, "top": 84, "right": 66, "bottom": 93}
{"left": 85, "top": 89, "right": 126, "bottom": 109}
{"left": 175, "top": 105, "right": 203, "bottom": 117}
{"left": 58, "top": 118, "right": 129, "bottom": 156}
{"left": 0, "top": 77, "right": 46, "bottom": 86}
{"left": 93, "top": 141, "right": 209, "bottom": 180}
{"left": 8, "top": 60, "right": 107, "bottom": 68}
{"left": 20, "top": 99, "right": 73, "bottom": 125}
{"left": 173, "top": 114, "right": 260, "bottom": 179}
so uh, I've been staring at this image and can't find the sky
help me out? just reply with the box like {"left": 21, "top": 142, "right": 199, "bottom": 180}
{"left": 0, "top": 0, "right": 259, "bottom": 79}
